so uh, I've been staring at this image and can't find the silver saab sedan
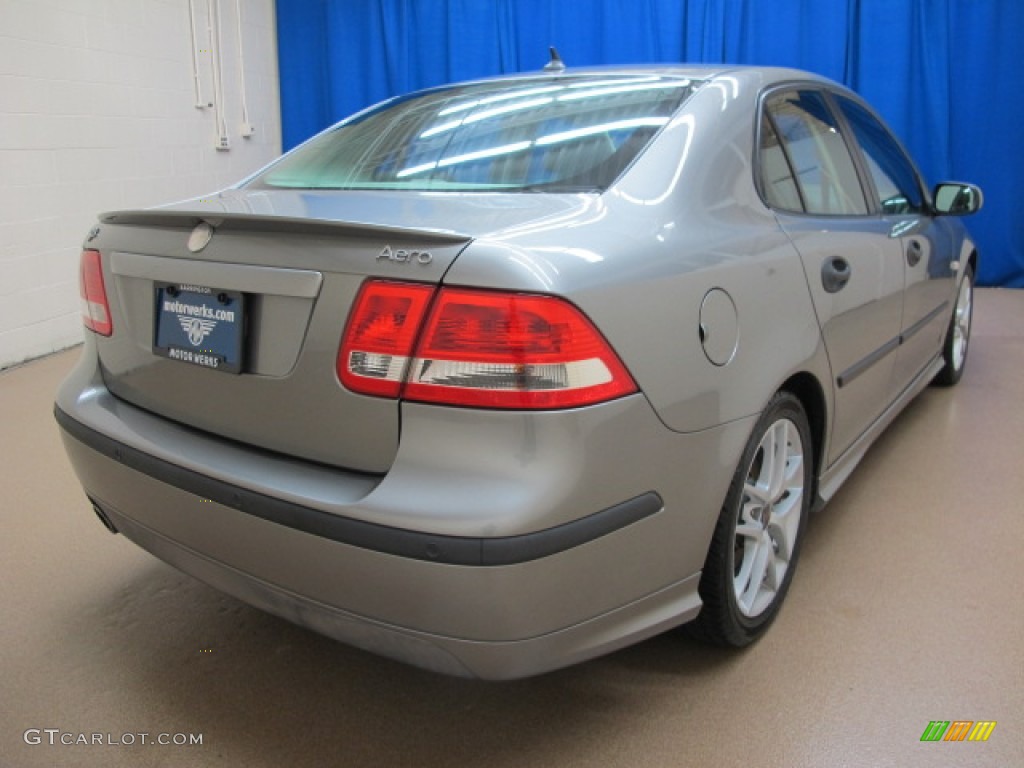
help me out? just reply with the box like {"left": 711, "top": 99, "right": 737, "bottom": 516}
{"left": 56, "top": 65, "right": 981, "bottom": 679}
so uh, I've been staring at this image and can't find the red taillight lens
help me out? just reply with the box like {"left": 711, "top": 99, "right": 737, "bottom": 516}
{"left": 339, "top": 280, "right": 636, "bottom": 409}
{"left": 79, "top": 249, "right": 112, "bottom": 336}
{"left": 405, "top": 288, "right": 637, "bottom": 408}
{"left": 337, "top": 281, "right": 434, "bottom": 397}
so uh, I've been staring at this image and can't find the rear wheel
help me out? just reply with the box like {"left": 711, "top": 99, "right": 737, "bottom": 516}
{"left": 933, "top": 266, "right": 974, "bottom": 387}
{"left": 687, "top": 392, "right": 812, "bottom": 646}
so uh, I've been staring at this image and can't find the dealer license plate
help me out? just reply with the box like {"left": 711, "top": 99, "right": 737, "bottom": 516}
{"left": 153, "top": 283, "right": 245, "bottom": 373}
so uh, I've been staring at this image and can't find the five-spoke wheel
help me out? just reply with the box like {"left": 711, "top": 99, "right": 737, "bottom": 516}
{"left": 733, "top": 417, "right": 805, "bottom": 618}
{"left": 688, "top": 392, "right": 812, "bottom": 646}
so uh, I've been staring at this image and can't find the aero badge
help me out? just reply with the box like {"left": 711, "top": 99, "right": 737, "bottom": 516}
{"left": 377, "top": 244, "right": 433, "bottom": 265}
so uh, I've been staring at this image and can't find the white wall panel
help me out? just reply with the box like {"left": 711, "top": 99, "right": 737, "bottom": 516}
{"left": 0, "top": 0, "right": 282, "bottom": 369}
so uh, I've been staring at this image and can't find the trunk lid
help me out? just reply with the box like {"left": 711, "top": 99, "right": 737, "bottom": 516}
{"left": 89, "top": 189, "right": 591, "bottom": 473}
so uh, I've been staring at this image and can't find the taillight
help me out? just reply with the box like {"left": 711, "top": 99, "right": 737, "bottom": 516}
{"left": 80, "top": 249, "right": 112, "bottom": 336}
{"left": 338, "top": 280, "right": 637, "bottom": 409}
{"left": 337, "top": 281, "right": 434, "bottom": 397}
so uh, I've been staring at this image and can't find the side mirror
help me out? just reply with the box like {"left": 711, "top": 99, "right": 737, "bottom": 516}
{"left": 933, "top": 182, "right": 983, "bottom": 216}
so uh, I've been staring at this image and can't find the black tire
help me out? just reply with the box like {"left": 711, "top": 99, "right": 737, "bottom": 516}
{"left": 686, "top": 392, "right": 813, "bottom": 647}
{"left": 932, "top": 265, "right": 974, "bottom": 388}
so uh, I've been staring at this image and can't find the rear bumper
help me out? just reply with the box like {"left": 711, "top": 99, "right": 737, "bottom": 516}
{"left": 55, "top": 346, "right": 754, "bottom": 679}
{"left": 55, "top": 406, "right": 663, "bottom": 567}
{"left": 82, "top": 497, "right": 702, "bottom": 679}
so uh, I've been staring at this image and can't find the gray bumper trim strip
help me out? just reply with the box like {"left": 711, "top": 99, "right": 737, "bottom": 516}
{"left": 55, "top": 406, "right": 662, "bottom": 566}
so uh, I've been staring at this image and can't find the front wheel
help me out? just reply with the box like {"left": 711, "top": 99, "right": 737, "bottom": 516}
{"left": 932, "top": 265, "right": 974, "bottom": 387}
{"left": 687, "top": 392, "right": 812, "bottom": 647}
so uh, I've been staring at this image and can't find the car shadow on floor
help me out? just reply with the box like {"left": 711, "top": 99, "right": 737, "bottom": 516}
{"left": 58, "top": 554, "right": 743, "bottom": 767}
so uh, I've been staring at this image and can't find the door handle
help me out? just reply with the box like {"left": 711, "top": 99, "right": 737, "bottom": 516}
{"left": 821, "top": 256, "right": 851, "bottom": 293}
{"left": 907, "top": 239, "right": 923, "bottom": 267}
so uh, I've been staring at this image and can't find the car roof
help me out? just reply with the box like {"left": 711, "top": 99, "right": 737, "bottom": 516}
{"left": 451, "top": 63, "right": 835, "bottom": 89}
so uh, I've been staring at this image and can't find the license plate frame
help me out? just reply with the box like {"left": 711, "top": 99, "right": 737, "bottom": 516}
{"left": 153, "top": 283, "right": 245, "bottom": 374}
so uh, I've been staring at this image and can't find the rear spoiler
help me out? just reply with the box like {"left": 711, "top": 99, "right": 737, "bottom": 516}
{"left": 99, "top": 209, "right": 472, "bottom": 246}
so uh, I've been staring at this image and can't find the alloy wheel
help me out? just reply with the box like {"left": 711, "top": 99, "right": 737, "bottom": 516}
{"left": 732, "top": 418, "right": 805, "bottom": 618}
{"left": 951, "top": 273, "right": 973, "bottom": 372}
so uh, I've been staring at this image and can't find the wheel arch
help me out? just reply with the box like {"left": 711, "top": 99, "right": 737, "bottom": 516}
{"left": 779, "top": 371, "right": 827, "bottom": 510}
{"left": 966, "top": 248, "right": 978, "bottom": 276}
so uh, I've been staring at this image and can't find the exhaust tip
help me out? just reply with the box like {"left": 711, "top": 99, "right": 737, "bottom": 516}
{"left": 88, "top": 499, "right": 119, "bottom": 534}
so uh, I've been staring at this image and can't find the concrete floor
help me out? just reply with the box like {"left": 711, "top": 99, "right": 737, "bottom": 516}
{"left": 2, "top": 288, "right": 1022, "bottom": 768}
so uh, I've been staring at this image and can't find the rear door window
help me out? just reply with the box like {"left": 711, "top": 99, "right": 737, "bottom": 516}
{"left": 758, "top": 113, "right": 803, "bottom": 211}
{"left": 762, "top": 90, "right": 868, "bottom": 216}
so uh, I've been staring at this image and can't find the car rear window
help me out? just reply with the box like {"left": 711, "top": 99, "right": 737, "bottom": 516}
{"left": 252, "top": 75, "right": 701, "bottom": 193}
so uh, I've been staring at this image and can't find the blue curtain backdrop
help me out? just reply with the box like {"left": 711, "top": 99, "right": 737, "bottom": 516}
{"left": 275, "top": 0, "right": 1024, "bottom": 287}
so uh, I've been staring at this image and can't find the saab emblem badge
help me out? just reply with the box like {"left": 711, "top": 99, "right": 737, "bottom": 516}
{"left": 188, "top": 222, "right": 215, "bottom": 253}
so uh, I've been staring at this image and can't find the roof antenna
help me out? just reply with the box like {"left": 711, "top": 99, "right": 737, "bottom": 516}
{"left": 543, "top": 46, "right": 566, "bottom": 73}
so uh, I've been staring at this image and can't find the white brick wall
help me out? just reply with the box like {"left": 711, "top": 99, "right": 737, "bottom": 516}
{"left": 0, "top": 0, "right": 282, "bottom": 369}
